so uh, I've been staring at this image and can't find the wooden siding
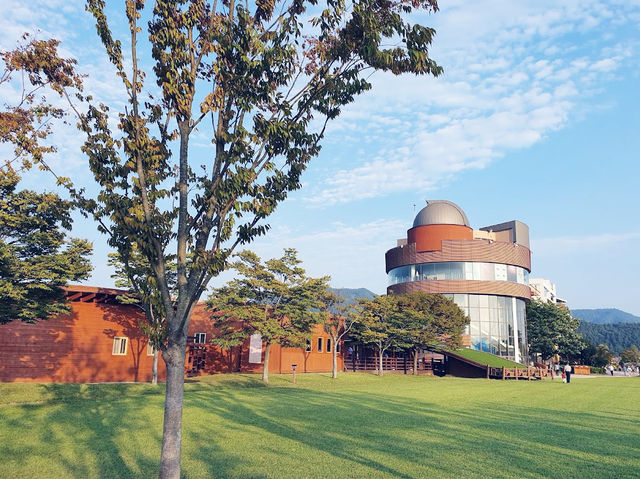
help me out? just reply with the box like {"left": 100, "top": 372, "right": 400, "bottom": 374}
{"left": 0, "top": 301, "right": 165, "bottom": 383}
{"left": 388, "top": 280, "right": 532, "bottom": 301}
{"left": 0, "top": 292, "right": 343, "bottom": 383}
{"left": 386, "top": 239, "right": 531, "bottom": 273}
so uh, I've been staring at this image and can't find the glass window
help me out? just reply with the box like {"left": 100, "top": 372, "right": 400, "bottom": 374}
{"left": 478, "top": 295, "right": 489, "bottom": 309}
{"left": 479, "top": 263, "right": 494, "bottom": 281}
{"left": 494, "top": 264, "right": 507, "bottom": 281}
{"left": 468, "top": 294, "right": 479, "bottom": 308}
{"left": 326, "top": 338, "right": 332, "bottom": 353}
{"left": 112, "top": 337, "right": 128, "bottom": 356}
{"left": 453, "top": 294, "right": 468, "bottom": 309}
{"left": 194, "top": 332, "right": 206, "bottom": 344}
{"left": 449, "top": 262, "right": 464, "bottom": 280}
{"left": 472, "top": 263, "right": 481, "bottom": 280}
{"left": 464, "top": 263, "right": 473, "bottom": 280}
{"left": 317, "top": 337, "right": 323, "bottom": 353}
{"left": 423, "top": 263, "right": 437, "bottom": 280}
{"left": 489, "top": 295, "right": 498, "bottom": 309}
{"left": 306, "top": 340, "right": 311, "bottom": 352}
{"left": 507, "top": 265, "right": 517, "bottom": 282}
{"left": 516, "top": 268, "right": 525, "bottom": 284}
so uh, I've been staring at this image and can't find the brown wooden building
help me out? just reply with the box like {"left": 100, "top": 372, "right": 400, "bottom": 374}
{"left": 0, "top": 285, "right": 343, "bottom": 383}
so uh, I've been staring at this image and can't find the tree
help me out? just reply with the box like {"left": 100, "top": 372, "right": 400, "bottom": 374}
{"left": 591, "top": 343, "right": 613, "bottom": 368}
{"left": 208, "top": 249, "right": 328, "bottom": 383}
{"left": 317, "top": 291, "right": 357, "bottom": 379}
{"left": 0, "top": 37, "right": 92, "bottom": 324}
{"left": 351, "top": 295, "right": 405, "bottom": 376}
{"left": 396, "top": 292, "right": 468, "bottom": 374}
{"left": 108, "top": 249, "right": 175, "bottom": 384}
{"left": 57, "top": 1, "right": 442, "bottom": 475}
{"left": 620, "top": 345, "right": 640, "bottom": 365}
{"left": 526, "top": 300, "right": 584, "bottom": 361}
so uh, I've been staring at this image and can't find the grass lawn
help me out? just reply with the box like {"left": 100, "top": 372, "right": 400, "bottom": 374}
{"left": 1, "top": 374, "right": 639, "bottom": 479}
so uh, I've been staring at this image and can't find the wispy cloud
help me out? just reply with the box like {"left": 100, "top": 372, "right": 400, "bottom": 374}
{"left": 308, "top": 1, "right": 639, "bottom": 205}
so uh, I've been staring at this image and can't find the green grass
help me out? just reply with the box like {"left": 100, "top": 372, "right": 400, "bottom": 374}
{"left": 447, "top": 348, "right": 527, "bottom": 368}
{"left": 1, "top": 374, "right": 639, "bottom": 478}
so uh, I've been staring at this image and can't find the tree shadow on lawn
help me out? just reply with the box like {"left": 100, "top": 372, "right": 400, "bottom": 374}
{"left": 1, "top": 383, "right": 169, "bottom": 479}
{"left": 184, "top": 386, "right": 640, "bottom": 479}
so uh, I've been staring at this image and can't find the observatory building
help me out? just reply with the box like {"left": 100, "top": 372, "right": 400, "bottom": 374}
{"left": 386, "top": 201, "right": 531, "bottom": 363}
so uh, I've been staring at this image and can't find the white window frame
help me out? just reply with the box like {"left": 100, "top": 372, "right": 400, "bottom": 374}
{"left": 194, "top": 332, "right": 207, "bottom": 344}
{"left": 112, "top": 337, "right": 128, "bottom": 356}
{"left": 147, "top": 343, "right": 157, "bottom": 356}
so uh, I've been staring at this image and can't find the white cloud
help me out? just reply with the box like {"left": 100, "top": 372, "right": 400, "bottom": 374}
{"left": 309, "top": 1, "right": 640, "bottom": 205}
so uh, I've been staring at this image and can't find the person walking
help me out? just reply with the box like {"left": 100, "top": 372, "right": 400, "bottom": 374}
{"left": 564, "top": 363, "right": 572, "bottom": 383}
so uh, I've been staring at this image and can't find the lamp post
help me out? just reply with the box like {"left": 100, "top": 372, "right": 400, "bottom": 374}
{"left": 291, "top": 364, "right": 297, "bottom": 384}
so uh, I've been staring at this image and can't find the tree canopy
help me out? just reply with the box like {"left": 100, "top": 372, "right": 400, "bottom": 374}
{"left": 0, "top": 37, "right": 92, "bottom": 324}
{"left": 526, "top": 300, "right": 584, "bottom": 361}
{"left": 10, "top": 0, "right": 444, "bottom": 476}
{"left": 351, "top": 292, "right": 468, "bottom": 375}
{"left": 208, "top": 249, "right": 329, "bottom": 382}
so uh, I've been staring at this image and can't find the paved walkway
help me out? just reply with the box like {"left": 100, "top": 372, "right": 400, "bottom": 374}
{"left": 548, "top": 371, "right": 639, "bottom": 379}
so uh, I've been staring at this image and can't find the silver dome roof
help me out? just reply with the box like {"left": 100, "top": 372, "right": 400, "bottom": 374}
{"left": 412, "top": 200, "right": 470, "bottom": 228}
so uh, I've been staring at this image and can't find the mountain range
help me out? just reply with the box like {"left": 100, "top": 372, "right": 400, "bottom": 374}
{"left": 571, "top": 308, "right": 640, "bottom": 324}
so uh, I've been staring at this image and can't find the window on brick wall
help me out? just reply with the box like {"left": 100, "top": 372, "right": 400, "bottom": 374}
{"left": 112, "top": 337, "right": 128, "bottom": 355}
{"left": 305, "top": 340, "right": 311, "bottom": 352}
{"left": 317, "top": 337, "right": 323, "bottom": 353}
{"left": 326, "top": 338, "right": 332, "bottom": 353}
{"left": 194, "top": 332, "right": 207, "bottom": 344}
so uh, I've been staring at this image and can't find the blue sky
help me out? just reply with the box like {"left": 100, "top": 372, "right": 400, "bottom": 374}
{"left": 2, "top": 1, "right": 639, "bottom": 314}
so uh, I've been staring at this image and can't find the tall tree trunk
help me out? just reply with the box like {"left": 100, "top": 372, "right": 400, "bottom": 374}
{"left": 152, "top": 349, "right": 159, "bottom": 385}
{"left": 262, "top": 342, "right": 271, "bottom": 383}
{"left": 332, "top": 337, "right": 338, "bottom": 379}
{"left": 378, "top": 347, "right": 383, "bottom": 376}
{"left": 413, "top": 349, "right": 418, "bottom": 375}
{"left": 158, "top": 340, "right": 186, "bottom": 479}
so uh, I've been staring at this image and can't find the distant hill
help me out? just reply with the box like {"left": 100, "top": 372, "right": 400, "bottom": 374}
{"left": 329, "top": 287, "right": 376, "bottom": 307}
{"left": 578, "top": 321, "right": 640, "bottom": 354}
{"left": 571, "top": 308, "right": 640, "bottom": 324}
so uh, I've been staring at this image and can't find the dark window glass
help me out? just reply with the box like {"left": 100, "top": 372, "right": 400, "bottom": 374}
{"left": 317, "top": 337, "right": 323, "bottom": 353}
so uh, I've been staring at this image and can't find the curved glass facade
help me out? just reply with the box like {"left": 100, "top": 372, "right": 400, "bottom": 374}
{"left": 388, "top": 261, "right": 529, "bottom": 286}
{"left": 443, "top": 293, "right": 528, "bottom": 362}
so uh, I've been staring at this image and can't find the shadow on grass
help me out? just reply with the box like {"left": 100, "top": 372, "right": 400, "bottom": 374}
{"left": 184, "top": 383, "right": 640, "bottom": 479}
{"left": 2, "top": 378, "right": 639, "bottom": 478}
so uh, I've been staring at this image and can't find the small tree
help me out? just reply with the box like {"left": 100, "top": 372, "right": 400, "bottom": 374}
{"left": 620, "top": 345, "right": 640, "bottom": 365}
{"left": 526, "top": 300, "right": 584, "bottom": 361}
{"left": 397, "top": 293, "right": 468, "bottom": 374}
{"left": 0, "top": 37, "right": 92, "bottom": 324}
{"left": 351, "top": 295, "right": 404, "bottom": 376}
{"left": 317, "top": 291, "right": 357, "bottom": 379}
{"left": 591, "top": 343, "right": 613, "bottom": 368}
{"left": 208, "top": 249, "right": 328, "bottom": 383}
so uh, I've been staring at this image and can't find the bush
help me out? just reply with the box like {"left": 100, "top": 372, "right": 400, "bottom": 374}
{"left": 590, "top": 367, "right": 606, "bottom": 375}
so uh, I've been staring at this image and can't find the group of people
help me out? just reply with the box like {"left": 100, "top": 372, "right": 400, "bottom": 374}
{"left": 606, "top": 364, "right": 639, "bottom": 376}
{"left": 553, "top": 363, "right": 574, "bottom": 383}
